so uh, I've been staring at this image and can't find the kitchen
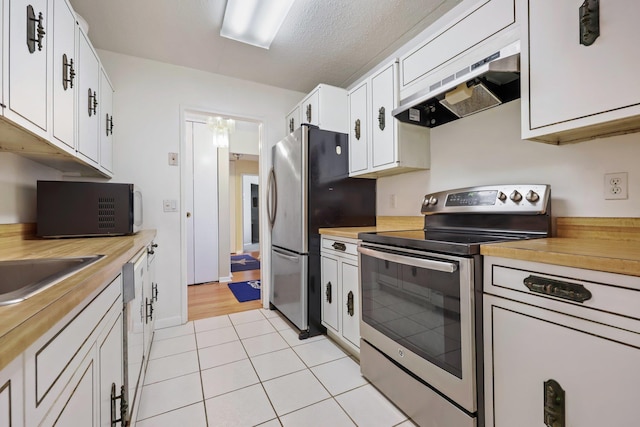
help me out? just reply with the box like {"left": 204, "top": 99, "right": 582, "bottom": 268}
{"left": 1, "top": 0, "right": 640, "bottom": 426}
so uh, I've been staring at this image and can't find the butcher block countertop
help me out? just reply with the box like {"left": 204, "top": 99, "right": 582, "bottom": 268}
{"left": 319, "top": 216, "right": 423, "bottom": 239}
{"left": 481, "top": 217, "right": 640, "bottom": 277}
{"left": 0, "top": 224, "right": 156, "bottom": 371}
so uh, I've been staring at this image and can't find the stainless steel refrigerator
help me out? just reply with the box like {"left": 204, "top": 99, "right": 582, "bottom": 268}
{"left": 267, "top": 125, "right": 376, "bottom": 339}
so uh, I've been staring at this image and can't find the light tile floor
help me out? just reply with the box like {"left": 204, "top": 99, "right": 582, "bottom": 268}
{"left": 136, "top": 308, "right": 415, "bottom": 427}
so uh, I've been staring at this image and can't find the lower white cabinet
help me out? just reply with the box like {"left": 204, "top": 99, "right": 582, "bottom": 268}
{"left": 320, "top": 236, "right": 361, "bottom": 355}
{"left": 0, "top": 355, "right": 24, "bottom": 427}
{"left": 483, "top": 256, "right": 640, "bottom": 427}
{"left": 23, "top": 274, "right": 124, "bottom": 427}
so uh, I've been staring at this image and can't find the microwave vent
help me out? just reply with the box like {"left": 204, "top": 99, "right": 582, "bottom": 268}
{"left": 98, "top": 197, "right": 116, "bottom": 229}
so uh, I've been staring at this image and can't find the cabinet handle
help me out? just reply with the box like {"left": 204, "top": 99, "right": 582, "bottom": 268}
{"left": 26, "top": 5, "right": 45, "bottom": 53}
{"left": 88, "top": 89, "right": 98, "bottom": 116}
{"left": 145, "top": 297, "right": 154, "bottom": 322}
{"left": 579, "top": 0, "right": 600, "bottom": 46}
{"left": 523, "top": 275, "right": 592, "bottom": 303}
{"left": 331, "top": 242, "right": 346, "bottom": 251}
{"left": 110, "top": 383, "right": 127, "bottom": 427}
{"left": 62, "top": 54, "right": 75, "bottom": 90}
{"left": 289, "top": 117, "right": 294, "bottom": 133}
{"left": 325, "top": 281, "right": 332, "bottom": 303}
{"left": 306, "top": 104, "right": 312, "bottom": 122}
{"left": 543, "top": 379, "right": 565, "bottom": 427}
{"left": 152, "top": 282, "right": 158, "bottom": 302}
{"left": 354, "top": 119, "right": 361, "bottom": 140}
{"left": 346, "top": 291, "right": 354, "bottom": 317}
{"left": 106, "top": 114, "right": 114, "bottom": 136}
{"left": 378, "top": 107, "right": 386, "bottom": 130}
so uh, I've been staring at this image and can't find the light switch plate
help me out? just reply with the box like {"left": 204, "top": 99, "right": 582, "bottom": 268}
{"left": 163, "top": 199, "right": 178, "bottom": 212}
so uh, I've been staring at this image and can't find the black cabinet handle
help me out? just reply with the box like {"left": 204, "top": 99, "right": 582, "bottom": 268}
{"left": 544, "top": 379, "right": 565, "bottom": 427}
{"left": 110, "top": 383, "right": 127, "bottom": 426}
{"left": 378, "top": 106, "right": 386, "bottom": 130}
{"left": 27, "top": 5, "right": 45, "bottom": 53}
{"left": 106, "top": 114, "right": 114, "bottom": 136}
{"left": 152, "top": 282, "right": 158, "bottom": 302}
{"left": 579, "top": 0, "right": 600, "bottom": 46}
{"left": 331, "top": 242, "right": 346, "bottom": 251}
{"left": 354, "top": 119, "right": 361, "bottom": 140}
{"left": 145, "top": 297, "right": 153, "bottom": 322}
{"left": 88, "top": 89, "right": 98, "bottom": 116}
{"left": 346, "top": 291, "right": 354, "bottom": 317}
{"left": 62, "top": 54, "right": 75, "bottom": 90}
{"left": 306, "top": 104, "right": 312, "bottom": 122}
{"left": 325, "top": 282, "right": 332, "bottom": 303}
{"left": 524, "top": 275, "right": 592, "bottom": 303}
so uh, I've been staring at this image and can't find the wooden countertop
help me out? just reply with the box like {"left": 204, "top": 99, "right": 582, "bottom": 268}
{"left": 481, "top": 218, "right": 640, "bottom": 277}
{"left": 0, "top": 225, "right": 156, "bottom": 371}
{"left": 319, "top": 216, "right": 423, "bottom": 239}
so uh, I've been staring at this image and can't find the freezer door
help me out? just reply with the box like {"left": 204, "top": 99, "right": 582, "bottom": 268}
{"left": 271, "top": 247, "right": 308, "bottom": 331}
{"left": 271, "top": 127, "right": 308, "bottom": 253}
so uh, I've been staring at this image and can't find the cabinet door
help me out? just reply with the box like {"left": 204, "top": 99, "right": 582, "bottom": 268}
{"left": 42, "top": 352, "right": 96, "bottom": 427}
{"left": 99, "top": 70, "right": 114, "bottom": 173}
{"left": 370, "top": 63, "right": 396, "bottom": 169}
{"left": 99, "top": 311, "right": 123, "bottom": 427}
{"left": 8, "top": 0, "right": 49, "bottom": 132}
{"left": 348, "top": 81, "right": 368, "bottom": 175}
{"left": 301, "top": 89, "right": 319, "bottom": 126}
{"left": 341, "top": 260, "right": 360, "bottom": 348}
{"left": 51, "top": 0, "right": 76, "bottom": 150}
{"left": 487, "top": 297, "right": 640, "bottom": 426}
{"left": 528, "top": 0, "right": 640, "bottom": 130}
{"left": 77, "top": 29, "right": 100, "bottom": 164}
{"left": 0, "top": 356, "right": 24, "bottom": 427}
{"left": 286, "top": 105, "right": 299, "bottom": 134}
{"left": 321, "top": 254, "right": 339, "bottom": 332}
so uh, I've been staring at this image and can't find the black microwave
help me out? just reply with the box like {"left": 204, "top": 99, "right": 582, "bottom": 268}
{"left": 37, "top": 181, "right": 143, "bottom": 237}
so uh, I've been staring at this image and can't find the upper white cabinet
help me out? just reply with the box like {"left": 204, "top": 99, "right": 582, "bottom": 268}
{"left": 0, "top": 0, "right": 114, "bottom": 177}
{"left": 349, "top": 60, "right": 430, "bottom": 178}
{"left": 77, "top": 28, "right": 100, "bottom": 166}
{"left": 285, "top": 104, "right": 299, "bottom": 134}
{"left": 6, "top": 0, "right": 50, "bottom": 137}
{"left": 522, "top": 0, "right": 640, "bottom": 143}
{"left": 100, "top": 68, "right": 115, "bottom": 173}
{"left": 296, "top": 84, "right": 348, "bottom": 134}
{"left": 52, "top": 0, "right": 76, "bottom": 151}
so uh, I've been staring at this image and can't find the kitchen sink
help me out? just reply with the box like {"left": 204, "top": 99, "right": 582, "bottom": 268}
{"left": 0, "top": 255, "right": 105, "bottom": 306}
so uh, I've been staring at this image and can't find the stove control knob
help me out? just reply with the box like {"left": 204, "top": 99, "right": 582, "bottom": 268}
{"left": 428, "top": 196, "right": 438, "bottom": 206}
{"left": 497, "top": 191, "right": 507, "bottom": 202}
{"left": 510, "top": 190, "right": 522, "bottom": 202}
{"left": 423, "top": 196, "right": 430, "bottom": 206}
{"left": 526, "top": 190, "right": 540, "bottom": 203}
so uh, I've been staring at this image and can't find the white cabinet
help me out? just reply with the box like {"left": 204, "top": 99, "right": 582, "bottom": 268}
{"left": 484, "top": 256, "right": 640, "bottom": 427}
{"left": 77, "top": 28, "right": 100, "bottom": 166}
{"left": 144, "top": 242, "right": 158, "bottom": 362}
{"left": 98, "top": 308, "right": 123, "bottom": 426}
{"left": 99, "top": 68, "right": 115, "bottom": 173}
{"left": 348, "top": 60, "right": 430, "bottom": 178}
{"left": 5, "top": 0, "right": 50, "bottom": 138}
{"left": 522, "top": 0, "right": 640, "bottom": 143}
{"left": 286, "top": 105, "right": 299, "bottom": 134}
{"left": 320, "top": 236, "right": 361, "bottom": 356}
{"left": 24, "top": 275, "right": 123, "bottom": 426}
{"left": 51, "top": 0, "right": 76, "bottom": 151}
{"left": 292, "top": 84, "right": 348, "bottom": 134}
{"left": 0, "top": 356, "right": 24, "bottom": 427}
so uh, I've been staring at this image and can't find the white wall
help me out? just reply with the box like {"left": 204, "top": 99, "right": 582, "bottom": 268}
{"left": 0, "top": 153, "right": 62, "bottom": 224}
{"left": 98, "top": 50, "right": 304, "bottom": 327}
{"left": 377, "top": 100, "right": 640, "bottom": 218}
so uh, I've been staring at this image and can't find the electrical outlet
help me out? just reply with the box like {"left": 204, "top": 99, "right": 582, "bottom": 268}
{"left": 168, "top": 152, "right": 179, "bottom": 166}
{"left": 390, "top": 194, "right": 397, "bottom": 209}
{"left": 604, "top": 172, "right": 628, "bottom": 200}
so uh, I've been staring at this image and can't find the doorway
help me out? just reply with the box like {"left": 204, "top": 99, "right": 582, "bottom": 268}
{"left": 181, "top": 110, "right": 263, "bottom": 322}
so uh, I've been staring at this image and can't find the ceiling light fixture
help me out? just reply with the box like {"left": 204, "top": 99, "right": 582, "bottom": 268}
{"left": 220, "top": 0, "right": 296, "bottom": 49}
{"left": 207, "top": 116, "right": 235, "bottom": 148}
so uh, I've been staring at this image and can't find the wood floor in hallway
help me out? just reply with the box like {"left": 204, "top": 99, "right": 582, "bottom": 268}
{"left": 187, "top": 252, "right": 262, "bottom": 321}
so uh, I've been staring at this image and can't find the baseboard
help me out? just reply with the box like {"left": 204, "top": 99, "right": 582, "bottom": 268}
{"left": 219, "top": 275, "right": 233, "bottom": 283}
{"left": 155, "top": 315, "right": 183, "bottom": 330}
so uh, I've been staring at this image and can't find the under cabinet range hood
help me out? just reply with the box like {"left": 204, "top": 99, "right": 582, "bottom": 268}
{"left": 393, "top": 41, "right": 520, "bottom": 128}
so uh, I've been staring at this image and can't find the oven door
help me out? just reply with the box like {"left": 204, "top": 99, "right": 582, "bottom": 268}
{"left": 358, "top": 243, "right": 476, "bottom": 412}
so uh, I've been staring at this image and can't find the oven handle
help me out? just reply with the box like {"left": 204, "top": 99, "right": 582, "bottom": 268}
{"left": 357, "top": 246, "right": 458, "bottom": 273}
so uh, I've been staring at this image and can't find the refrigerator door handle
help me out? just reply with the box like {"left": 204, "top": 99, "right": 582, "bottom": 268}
{"left": 272, "top": 247, "right": 300, "bottom": 262}
{"left": 267, "top": 167, "right": 277, "bottom": 228}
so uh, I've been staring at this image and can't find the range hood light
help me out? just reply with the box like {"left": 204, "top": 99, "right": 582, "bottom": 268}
{"left": 440, "top": 82, "right": 502, "bottom": 118}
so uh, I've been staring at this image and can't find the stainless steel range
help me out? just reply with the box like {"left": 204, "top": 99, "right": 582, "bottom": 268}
{"left": 357, "top": 184, "right": 551, "bottom": 427}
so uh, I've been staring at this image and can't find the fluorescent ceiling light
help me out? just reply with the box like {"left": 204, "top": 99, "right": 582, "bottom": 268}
{"left": 220, "top": 0, "right": 296, "bottom": 49}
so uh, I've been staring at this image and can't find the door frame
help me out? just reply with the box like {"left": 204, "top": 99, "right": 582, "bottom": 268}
{"left": 242, "top": 174, "right": 259, "bottom": 251}
{"left": 179, "top": 106, "right": 266, "bottom": 324}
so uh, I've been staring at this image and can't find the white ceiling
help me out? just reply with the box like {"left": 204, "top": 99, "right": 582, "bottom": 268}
{"left": 68, "top": 0, "right": 462, "bottom": 93}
